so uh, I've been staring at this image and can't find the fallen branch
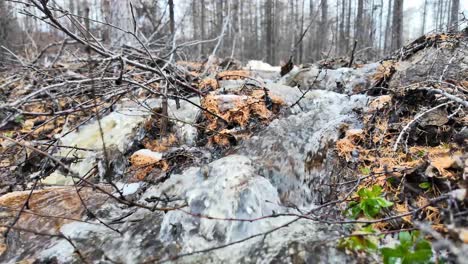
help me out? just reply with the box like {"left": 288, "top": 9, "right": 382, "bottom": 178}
{"left": 393, "top": 102, "right": 450, "bottom": 151}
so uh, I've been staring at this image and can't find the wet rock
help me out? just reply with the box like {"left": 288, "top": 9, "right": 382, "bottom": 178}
{"left": 42, "top": 104, "right": 152, "bottom": 185}
{"left": 38, "top": 208, "right": 169, "bottom": 263}
{"left": 97, "top": 146, "right": 127, "bottom": 183}
{"left": 0, "top": 186, "right": 110, "bottom": 262}
{"left": 389, "top": 43, "right": 468, "bottom": 89}
{"left": 147, "top": 155, "right": 283, "bottom": 248}
{"left": 283, "top": 63, "right": 380, "bottom": 94}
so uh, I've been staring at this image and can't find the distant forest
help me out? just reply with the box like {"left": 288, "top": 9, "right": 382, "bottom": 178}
{"left": 0, "top": 0, "right": 463, "bottom": 65}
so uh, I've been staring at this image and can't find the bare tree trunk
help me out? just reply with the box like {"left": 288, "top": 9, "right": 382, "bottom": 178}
{"left": 345, "top": 0, "right": 351, "bottom": 54}
{"left": 421, "top": 0, "right": 428, "bottom": 35}
{"left": 391, "top": 0, "right": 403, "bottom": 50}
{"left": 110, "top": 0, "right": 134, "bottom": 47}
{"left": 265, "top": 0, "right": 274, "bottom": 64}
{"left": 369, "top": 0, "right": 376, "bottom": 57}
{"left": 168, "top": 0, "right": 175, "bottom": 36}
{"left": 437, "top": 0, "right": 443, "bottom": 31}
{"left": 298, "top": 0, "right": 305, "bottom": 63}
{"left": 384, "top": 0, "right": 392, "bottom": 53}
{"left": 308, "top": 0, "right": 315, "bottom": 60}
{"left": 339, "top": 0, "right": 346, "bottom": 55}
{"left": 356, "top": 0, "right": 364, "bottom": 49}
{"left": 379, "top": 0, "right": 384, "bottom": 54}
{"left": 316, "top": 0, "right": 328, "bottom": 59}
{"left": 100, "top": 0, "right": 110, "bottom": 43}
{"left": 200, "top": 0, "right": 206, "bottom": 55}
{"left": 450, "top": 0, "right": 460, "bottom": 31}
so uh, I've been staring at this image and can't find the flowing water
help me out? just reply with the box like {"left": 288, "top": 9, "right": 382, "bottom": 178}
{"left": 3, "top": 64, "right": 379, "bottom": 263}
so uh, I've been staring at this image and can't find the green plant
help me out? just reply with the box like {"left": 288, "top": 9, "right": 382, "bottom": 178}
{"left": 338, "top": 226, "right": 378, "bottom": 253}
{"left": 380, "top": 231, "right": 432, "bottom": 264}
{"left": 346, "top": 185, "right": 393, "bottom": 219}
{"left": 418, "top": 182, "right": 431, "bottom": 190}
{"left": 14, "top": 115, "right": 24, "bottom": 124}
{"left": 359, "top": 166, "right": 371, "bottom": 175}
{"left": 417, "top": 150, "right": 426, "bottom": 158}
{"left": 3, "top": 131, "right": 14, "bottom": 138}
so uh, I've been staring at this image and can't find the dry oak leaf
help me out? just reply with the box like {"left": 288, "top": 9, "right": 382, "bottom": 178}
{"left": 368, "top": 95, "right": 392, "bottom": 111}
{"left": 130, "top": 149, "right": 169, "bottom": 181}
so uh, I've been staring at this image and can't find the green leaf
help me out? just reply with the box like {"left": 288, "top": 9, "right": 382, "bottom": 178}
{"left": 369, "top": 185, "right": 383, "bottom": 197}
{"left": 360, "top": 166, "right": 371, "bottom": 175}
{"left": 381, "top": 248, "right": 402, "bottom": 264}
{"left": 338, "top": 227, "right": 379, "bottom": 253}
{"left": 347, "top": 204, "right": 362, "bottom": 219}
{"left": 415, "top": 240, "right": 431, "bottom": 251}
{"left": 349, "top": 185, "right": 393, "bottom": 219}
{"left": 14, "top": 115, "right": 24, "bottom": 124}
{"left": 381, "top": 232, "right": 433, "bottom": 264}
{"left": 3, "top": 131, "right": 14, "bottom": 138}
{"left": 357, "top": 187, "right": 367, "bottom": 198}
{"left": 403, "top": 249, "right": 432, "bottom": 263}
{"left": 376, "top": 197, "right": 394, "bottom": 208}
{"left": 399, "top": 231, "right": 412, "bottom": 246}
{"left": 386, "top": 177, "right": 397, "bottom": 184}
{"left": 418, "top": 182, "right": 431, "bottom": 189}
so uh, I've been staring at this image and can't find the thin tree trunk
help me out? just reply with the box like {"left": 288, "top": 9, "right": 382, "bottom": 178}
{"left": 449, "top": 0, "right": 460, "bottom": 31}
{"left": 379, "top": 0, "right": 384, "bottom": 54}
{"left": 339, "top": 0, "right": 346, "bottom": 55}
{"left": 265, "top": 0, "right": 274, "bottom": 64}
{"left": 391, "top": 0, "right": 403, "bottom": 50}
{"left": 110, "top": 0, "right": 134, "bottom": 47}
{"left": 298, "top": 0, "right": 305, "bottom": 63}
{"left": 316, "top": 0, "right": 328, "bottom": 59}
{"left": 200, "top": 0, "right": 206, "bottom": 55}
{"left": 168, "top": 0, "right": 175, "bottom": 36}
{"left": 356, "top": 0, "right": 364, "bottom": 49}
{"left": 384, "top": 0, "right": 392, "bottom": 52}
{"left": 421, "top": 0, "right": 427, "bottom": 35}
{"left": 345, "top": 0, "right": 351, "bottom": 54}
{"left": 309, "top": 0, "right": 315, "bottom": 60}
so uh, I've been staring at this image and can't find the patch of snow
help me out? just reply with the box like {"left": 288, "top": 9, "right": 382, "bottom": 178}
{"left": 245, "top": 60, "right": 281, "bottom": 72}
{"left": 115, "top": 182, "right": 143, "bottom": 196}
{"left": 132, "top": 149, "right": 163, "bottom": 161}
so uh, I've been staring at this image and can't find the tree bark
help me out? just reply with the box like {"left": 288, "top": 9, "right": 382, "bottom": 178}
{"left": 450, "top": 0, "right": 460, "bottom": 31}
{"left": 355, "top": 0, "right": 364, "bottom": 49}
{"left": 345, "top": 0, "right": 351, "bottom": 54}
{"left": 168, "top": 0, "right": 175, "bottom": 36}
{"left": 391, "top": 0, "right": 403, "bottom": 50}
{"left": 265, "top": 0, "right": 274, "bottom": 64}
{"left": 384, "top": 0, "right": 392, "bottom": 52}
{"left": 110, "top": 0, "right": 134, "bottom": 47}
{"left": 200, "top": 0, "right": 206, "bottom": 55}
{"left": 421, "top": 0, "right": 428, "bottom": 35}
{"left": 316, "top": 0, "right": 328, "bottom": 59}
